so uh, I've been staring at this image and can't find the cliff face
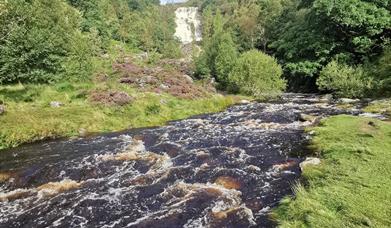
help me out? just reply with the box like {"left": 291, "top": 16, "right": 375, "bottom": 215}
{"left": 174, "top": 7, "right": 202, "bottom": 44}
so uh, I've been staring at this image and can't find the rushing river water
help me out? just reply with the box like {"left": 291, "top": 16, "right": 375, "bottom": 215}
{"left": 0, "top": 94, "right": 363, "bottom": 227}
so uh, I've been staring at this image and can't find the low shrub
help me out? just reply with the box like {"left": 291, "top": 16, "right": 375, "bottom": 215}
{"left": 317, "top": 61, "right": 372, "bottom": 98}
{"left": 228, "top": 50, "right": 286, "bottom": 97}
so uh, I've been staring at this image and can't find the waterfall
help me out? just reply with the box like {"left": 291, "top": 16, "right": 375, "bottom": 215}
{"left": 174, "top": 7, "right": 202, "bottom": 44}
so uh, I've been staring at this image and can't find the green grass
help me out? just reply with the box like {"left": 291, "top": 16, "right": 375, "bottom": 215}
{"left": 0, "top": 82, "right": 242, "bottom": 150}
{"left": 273, "top": 115, "right": 391, "bottom": 227}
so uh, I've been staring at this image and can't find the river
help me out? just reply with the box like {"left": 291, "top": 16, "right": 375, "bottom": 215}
{"left": 0, "top": 94, "right": 361, "bottom": 227}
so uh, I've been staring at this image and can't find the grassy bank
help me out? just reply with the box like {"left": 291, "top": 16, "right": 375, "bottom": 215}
{"left": 0, "top": 83, "right": 242, "bottom": 150}
{"left": 273, "top": 115, "right": 391, "bottom": 227}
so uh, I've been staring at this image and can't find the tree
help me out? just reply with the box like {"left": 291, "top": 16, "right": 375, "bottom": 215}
{"left": 215, "top": 33, "right": 238, "bottom": 87}
{"left": 0, "top": 0, "right": 87, "bottom": 83}
{"left": 228, "top": 50, "right": 286, "bottom": 97}
{"left": 270, "top": 0, "right": 391, "bottom": 91}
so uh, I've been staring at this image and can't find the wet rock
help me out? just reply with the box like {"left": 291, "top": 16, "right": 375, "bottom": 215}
{"left": 50, "top": 101, "right": 63, "bottom": 108}
{"left": 214, "top": 176, "right": 241, "bottom": 190}
{"left": 338, "top": 98, "right": 360, "bottom": 104}
{"left": 299, "top": 157, "right": 321, "bottom": 171}
{"left": 0, "top": 104, "right": 5, "bottom": 115}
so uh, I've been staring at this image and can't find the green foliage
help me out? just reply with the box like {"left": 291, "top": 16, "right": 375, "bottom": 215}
{"left": 371, "top": 47, "right": 391, "bottom": 97}
{"left": 270, "top": 0, "right": 391, "bottom": 90}
{"left": 317, "top": 61, "right": 372, "bottom": 98}
{"left": 0, "top": 0, "right": 89, "bottom": 84}
{"left": 228, "top": 50, "right": 286, "bottom": 97}
{"left": 195, "top": 10, "right": 238, "bottom": 86}
{"left": 274, "top": 115, "right": 391, "bottom": 227}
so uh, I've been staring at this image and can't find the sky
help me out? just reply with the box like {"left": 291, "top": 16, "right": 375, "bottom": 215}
{"left": 160, "top": 0, "right": 188, "bottom": 5}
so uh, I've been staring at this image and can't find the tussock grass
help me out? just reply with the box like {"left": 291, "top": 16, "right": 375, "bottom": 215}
{"left": 273, "top": 115, "right": 391, "bottom": 227}
{"left": 0, "top": 82, "right": 241, "bottom": 150}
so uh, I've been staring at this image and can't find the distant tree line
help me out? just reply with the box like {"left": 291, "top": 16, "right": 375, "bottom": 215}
{"left": 188, "top": 0, "right": 390, "bottom": 98}
{"left": 0, "top": 0, "right": 179, "bottom": 84}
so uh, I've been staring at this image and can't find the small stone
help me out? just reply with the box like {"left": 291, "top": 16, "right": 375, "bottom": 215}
{"left": 50, "top": 101, "right": 63, "bottom": 108}
{"left": 159, "top": 84, "right": 169, "bottom": 90}
{"left": 0, "top": 105, "right": 5, "bottom": 115}
{"left": 240, "top": 100, "right": 251, "bottom": 104}
{"left": 299, "top": 157, "right": 321, "bottom": 171}
{"left": 338, "top": 98, "right": 360, "bottom": 104}
{"left": 78, "top": 128, "right": 87, "bottom": 137}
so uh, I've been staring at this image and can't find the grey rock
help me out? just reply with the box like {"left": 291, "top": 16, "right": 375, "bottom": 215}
{"left": 300, "top": 157, "right": 321, "bottom": 171}
{"left": 0, "top": 105, "right": 5, "bottom": 115}
{"left": 159, "top": 84, "right": 169, "bottom": 90}
{"left": 50, "top": 101, "right": 63, "bottom": 108}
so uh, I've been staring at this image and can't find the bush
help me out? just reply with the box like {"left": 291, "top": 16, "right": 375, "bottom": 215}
{"left": 317, "top": 61, "right": 372, "bottom": 98}
{"left": 228, "top": 50, "right": 286, "bottom": 97}
{"left": 0, "top": 0, "right": 86, "bottom": 84}
{"left": 215, "top": 33, "right": 238, "bottom": 88}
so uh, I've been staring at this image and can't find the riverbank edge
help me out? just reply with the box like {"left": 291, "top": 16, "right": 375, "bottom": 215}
{"left": 0, "top": 93, "right": 245, "bottom": 151}
{"left": 272, "top": 115, "right": 391, "bottom": 227}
